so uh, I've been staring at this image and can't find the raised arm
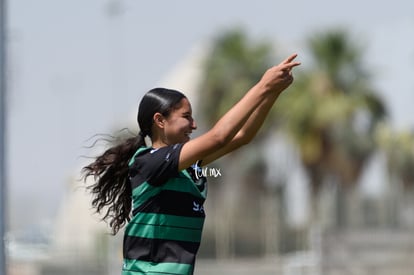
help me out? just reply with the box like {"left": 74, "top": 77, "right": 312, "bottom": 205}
{"left": 178, "top": 54, "right": 300, "bottom": 170}
{"left": 201, "top": 54, "right": 299, "bottom": 165}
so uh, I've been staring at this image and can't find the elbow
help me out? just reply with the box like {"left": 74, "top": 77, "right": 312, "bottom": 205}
{"left": 212, "top": 132, "right": 233, "bottom": 148}
{"left": 235, "top": 130, "right": 254, "bottom": 146}
{"left": 209, "top": 128, "right": 235, "bottom": 148}
{"left": 228, "top": 130, "right": 253, "bottom": 149}
{"left": 208, "top": 127, "right": 254, "bottom": 150}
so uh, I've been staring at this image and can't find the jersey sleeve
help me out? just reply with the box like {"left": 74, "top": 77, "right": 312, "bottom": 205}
{"left": 135, "top": 143, "right": 184, "bottom": 186}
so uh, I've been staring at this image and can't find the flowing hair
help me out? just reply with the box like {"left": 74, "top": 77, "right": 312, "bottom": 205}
{"left": 82, "top": 135, "right": 145, "bottom": 235}
{"left": 81, "top": 88, "right": 186, "bottom": 235}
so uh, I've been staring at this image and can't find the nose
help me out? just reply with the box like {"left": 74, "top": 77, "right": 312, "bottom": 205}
{"left": 191, "top": 118, "right": 197, "bottom": 130}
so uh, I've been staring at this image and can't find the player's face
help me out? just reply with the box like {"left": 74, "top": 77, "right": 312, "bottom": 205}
{"left": 163, "top": 98, "right": 197, "bottom": 144}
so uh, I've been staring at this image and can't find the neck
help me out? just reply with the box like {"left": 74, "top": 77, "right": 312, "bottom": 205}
{"left": 151, "top": 136, "right": 169, "bottom": 149}
{"left": 151, "top": 128, "right": 172, "bottom": 148}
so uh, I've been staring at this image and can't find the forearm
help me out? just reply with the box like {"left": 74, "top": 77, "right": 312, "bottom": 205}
{"left": 236, "top": 89, "right": 279, "bottom": 143}
{"left": 179, "top": 54, "right": 300, "bottom": 169}
{"left": 200, "top": 91, "right": 279, "bottom": 166}
{"left": 179, "top": 82, "right": 272, "bottom": 170}
{"left": 209, "top": 82, "right": 271, "bottom": 145}
{"left": 208, "top": 54, "right": 299, "bottom": 145}
{"left": 235, "top": 54, "right": 300, "bottom": 143}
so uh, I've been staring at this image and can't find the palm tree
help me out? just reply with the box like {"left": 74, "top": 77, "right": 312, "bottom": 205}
{"left": 376, "top": 126, "right": 414, "bottom": 227}
{"left": 376, "top": 126, "right": 414, "bottom": 189}
{"left": 275, "top": 29, "right": 387, "bottom": 227}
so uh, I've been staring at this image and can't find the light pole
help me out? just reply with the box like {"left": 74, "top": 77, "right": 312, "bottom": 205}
{"left": 0, "top": 0, "right": 8, "bottom": 274}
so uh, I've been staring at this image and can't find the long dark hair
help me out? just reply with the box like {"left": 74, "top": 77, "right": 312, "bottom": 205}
{"left": 82, "top": 88, "right": 186, "bottom": 234}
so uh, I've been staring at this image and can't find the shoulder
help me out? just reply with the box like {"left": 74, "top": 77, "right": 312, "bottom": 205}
{"left": 129, "top": 144, "right": 185, "bottom": 186}
{"left": 137, "top": 144, "right": 184, "bottom": 164}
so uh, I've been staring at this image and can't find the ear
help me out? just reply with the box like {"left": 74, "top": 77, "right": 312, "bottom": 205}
{"left": 153, "top": 113, "right": 165, "bottom": 129}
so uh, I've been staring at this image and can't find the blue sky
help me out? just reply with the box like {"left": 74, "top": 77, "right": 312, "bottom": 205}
{"left": 6, "top": 0, "right": 414, "bottom": 230}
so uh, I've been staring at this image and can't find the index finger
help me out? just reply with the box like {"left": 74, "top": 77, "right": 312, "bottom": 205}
{"left": 281, "top": 53, "right": 298, "bottom": 64}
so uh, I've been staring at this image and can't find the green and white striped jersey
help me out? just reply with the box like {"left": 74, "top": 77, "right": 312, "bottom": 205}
{"left": 122, "top": 144, "right": 207, "bottom": 275}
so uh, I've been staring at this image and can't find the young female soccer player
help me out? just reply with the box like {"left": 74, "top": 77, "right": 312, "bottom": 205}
{"left": 82, "top": 54, "right": 300, "bottom": 274}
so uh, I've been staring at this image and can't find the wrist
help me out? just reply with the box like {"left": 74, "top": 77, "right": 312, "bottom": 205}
{"left": 254, "top": 80, "right": 274, "bottom": 96}
{"left": 254, "top": 80, "right": 284, "bottom": 98}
